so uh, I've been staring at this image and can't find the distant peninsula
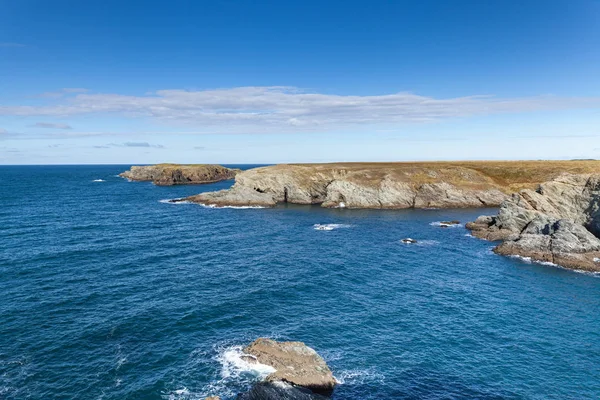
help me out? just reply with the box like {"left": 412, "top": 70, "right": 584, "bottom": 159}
{"left": 119, "top": 164, "right": 239, "bottom": 186}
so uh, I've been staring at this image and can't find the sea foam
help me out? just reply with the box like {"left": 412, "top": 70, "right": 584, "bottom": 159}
{"left": 313, "top": 223, "right": 352, "bottom": 231}
{"left": 429, "top": 221, "right": 464, "bottom": 228}
{"left": 217, "top": 345, "right": 276, "bottom": 380}
{"left": 92, "top": 179, "right": 105, "bottom": 182}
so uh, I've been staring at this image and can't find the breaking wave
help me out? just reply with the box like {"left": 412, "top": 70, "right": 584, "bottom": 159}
{"left": 200, "top": 204, "right": 266, "bottom": 209}
{"left": 335, "top": 368, "right": 385, "bottom": 385}
{"left": 430, "top": 221, "right": 464, "bottom": 228}
{"left": 159, "top": 198, "right": 192, "bottom": 205}
{"left": 92, "top": 179, "right": 105, "bottom": 182}
{"left": 216, "top": 345, "right": 275, "bottom": 380}
{"left": 313, "top": 223, "right": 352, "bottom": 231}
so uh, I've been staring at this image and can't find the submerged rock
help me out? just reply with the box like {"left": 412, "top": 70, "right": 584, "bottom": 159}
{"left": 119, "top": 164, "right": 239, "bottom": 186}
{"left": 236, "top": 382, "right": 329, "bottom": 400}
{"left": 467, "top": 174, "right": 600, "bottom": 272}
{"left": 439, "top": 220, "right": 461, "bottom": 228}
{"left": 401, "top": 238, "right": 418, "bottom": 244}
{"left": 243, "top": 338, "right": 336, "bottom": 396}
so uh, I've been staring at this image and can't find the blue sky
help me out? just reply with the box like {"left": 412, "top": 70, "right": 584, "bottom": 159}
{"left": 1, "top": 0, "right": 599, "bottom": 164}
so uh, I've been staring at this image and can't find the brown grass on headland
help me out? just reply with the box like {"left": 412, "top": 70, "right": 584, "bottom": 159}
{"left": 284, "top": 160, "right": 600, "bottom": 192}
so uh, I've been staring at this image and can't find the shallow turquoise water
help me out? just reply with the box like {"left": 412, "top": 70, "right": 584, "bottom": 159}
{"left": 1, "top": 165, "right": 599, "bottom": 399}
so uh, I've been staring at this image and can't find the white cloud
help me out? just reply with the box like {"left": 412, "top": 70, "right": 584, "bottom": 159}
{"left": 3, "top": 86, "right": 600, "bottom": 132}
{"left": 33, "top": 122, "right": 72, "bottom": 130}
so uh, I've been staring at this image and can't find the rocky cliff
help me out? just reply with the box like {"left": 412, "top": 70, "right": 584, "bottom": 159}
{"left": 119, "top": 164, "right": 239, "bottom": 186}
{"left": 184, "top": 161, "right": 600, "bottom": 209}
{"left": 467, "top": 173, "right": 600, "bottom": 272}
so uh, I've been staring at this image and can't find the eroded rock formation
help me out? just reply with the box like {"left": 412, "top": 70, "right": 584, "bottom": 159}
{"left": 467, "top": 174, "right": 600, "bottom": 272}
{"left": 119, "top": 164, "right": 239, "bottom": 186}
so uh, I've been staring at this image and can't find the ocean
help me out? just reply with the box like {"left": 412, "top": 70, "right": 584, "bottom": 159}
{"left": 1, "top": 165, "right": 599, "bottom": 399}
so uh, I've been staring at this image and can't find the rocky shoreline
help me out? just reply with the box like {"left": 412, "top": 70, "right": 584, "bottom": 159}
{"left": 182, "top": 161, "right": 600, "bottom": 209}
{"left": 119, "top": 164, "right": 239, "bottom": 186}
{"left": 466, "top": 173, "right": 600, "bottom": 272}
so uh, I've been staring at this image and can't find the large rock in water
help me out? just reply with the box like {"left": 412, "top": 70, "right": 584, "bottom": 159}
{"left": 466, "top": 173, "right": 600, "bottom": 272}
{"left": 119, "top": 164, "right": 239, "bottom": 186}
{"left": 242, "top": 338, "right": 336, "bottom": 396}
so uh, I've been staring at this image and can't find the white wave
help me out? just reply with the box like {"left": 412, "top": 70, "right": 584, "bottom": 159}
{"left": 216, "top": 345, "right": 276, "bottom": 380}
{"left": 92, "top": 179, "right": 105, "bottom": 182}
{"left": 335, "top": 368, "right": 385, "bottom": 385}
{"left": 509, "top": 254, "right": 600, "bottom": 277}
{"left": 430, "top": 221, "right": 463, "bottom": 228}
{"left": 464, "top": 233, "right": 474, "bottom": 237}
{"left": 313, "top": 223, "right": 352, "bottom": 231}
{"left": 159, "top": 198, "right": 192, "bottom": 204}
{"left": 200, "top": 204, "right": 266, "bottom": 209}
{"left": 508, "top": 254, "right": 558, "bottom": 266}
{"left": 414, "top": 239, "right": 439, "bottom": 246}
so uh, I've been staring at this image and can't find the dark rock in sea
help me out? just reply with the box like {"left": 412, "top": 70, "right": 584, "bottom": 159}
{"left": 236, "top": 382, "right": 329, "bottom": 400}
{"left": 439, "top": 220, "right": 461, "bottom": 228}
{"left": 401, "top": 238, "right": 418, "bottom": 244}
{"left": 467, "top": 173, "right": 600, "bottom": 272}
{"left": 243, "top": 338, "right": 337, "bottom": 396}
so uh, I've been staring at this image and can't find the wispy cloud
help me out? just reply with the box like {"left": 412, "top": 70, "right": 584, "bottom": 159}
{"left": 33, "top": 122, "right": 72, "bottom": 130}
{"left": 0, "top": 42, "right": 25, "bottom": 48}
{"left": 3, "top": 86, "right": 600, "bottom": 132}
{"left": 94, "top": 142, "right": 165, "bottom": 149}
{"left": 0, "top": 128, "right": 7, "bottom": 134}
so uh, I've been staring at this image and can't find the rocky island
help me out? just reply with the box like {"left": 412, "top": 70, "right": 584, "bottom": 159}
{"left": 206, "top": 338, "right": 336, "bottom": 400}
{"left": 467, "top": 173, "right": 600, "bottom": 272}
{"left": 183, "top": 161, "right": 600, "bottom": 209}
{"left": 119, "top": 164, "right": 239, "bottom": 186}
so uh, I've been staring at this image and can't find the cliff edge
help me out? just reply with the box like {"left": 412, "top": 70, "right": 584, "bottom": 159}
{"left": 184, "top": 161, "right": 600, "bottom": 209}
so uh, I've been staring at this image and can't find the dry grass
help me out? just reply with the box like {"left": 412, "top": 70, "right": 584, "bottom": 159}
{"left": 284, "top": 160, "right": 600, "bottom": 192}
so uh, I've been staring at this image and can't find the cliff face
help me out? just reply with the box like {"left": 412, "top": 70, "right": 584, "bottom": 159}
{"left": 467, "top": 174, "right": 600, "bottom": 272}
{"left": 186, "top": 163, "right": 510, "bottom": 208}
{"left": 119, "top": 164, "right": 239, "bottom": 186}
{"left": 184, "top": 161, "right": 600, "bottom": 209}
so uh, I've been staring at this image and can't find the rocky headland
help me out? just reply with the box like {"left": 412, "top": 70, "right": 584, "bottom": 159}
{"left": 466, "top": 173, "right": 600, "bottom": 272}
{"left": 183, "top": 161, "right": 600, "bottom": 209}
{"left": 119, "top": 164, "right": 239, "bottom": 186}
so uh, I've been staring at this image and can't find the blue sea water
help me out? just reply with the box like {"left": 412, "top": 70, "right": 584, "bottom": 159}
{"left": 1, "top": 165, "right": 599, "bottom": 400}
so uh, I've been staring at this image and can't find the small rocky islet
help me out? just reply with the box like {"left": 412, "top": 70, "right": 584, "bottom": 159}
{"left": 119, "top": 164, "right": 239, "bottom": 186}
{"left": 205, "top": 338, "right": 336, "bottom": 400}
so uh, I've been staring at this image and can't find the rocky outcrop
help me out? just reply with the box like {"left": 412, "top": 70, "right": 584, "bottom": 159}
{"left": 467, "top": 174, "right": 600, "bottom": 272}
{"left": 119, "top": 164, "right": 238, "bottom": 186}
{"left": 185, "top": 163, "right": 512, "bottom": 208}
{"left": 242, "top": 338, "right": 336, "bottom": 396}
